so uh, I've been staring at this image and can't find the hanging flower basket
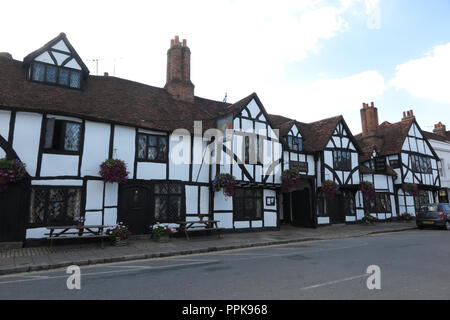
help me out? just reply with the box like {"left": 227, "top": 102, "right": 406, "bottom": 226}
{"left": 99, "top": 158, "right": 129, "bottom": 184}
{"left": 360, "top": 181, "right": 376, "bottom": 199}
{"left": 281, "top": 169, "right": 301, "bottom": 193}
{"left": 402, "top": 183, "right": 419, "bottom": 197}
{"left": 212, "top": 173, "right": 237, "bottom": 198}
{"left": 322, "top": 180, "right": 338, "bottom": 199}
{"left": 0, "top": 158, "right": 27, "bottom": 192}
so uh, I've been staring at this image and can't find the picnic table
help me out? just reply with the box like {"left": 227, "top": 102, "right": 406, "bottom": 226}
{"left": 45, "top": 225, "right": 108, "bottom": 248}
{"left": 176, "top": 215, "right": 222, "bottom": 240}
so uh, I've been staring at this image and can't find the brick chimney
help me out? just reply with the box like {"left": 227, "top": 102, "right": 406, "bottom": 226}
{"left": 402, "top": 109, "right": 415, "bottom": 121}
{"left": 164, "top": 35, "right": 195, "bottom": 102}
{"left": 360, "top": 102, "right": 379, "bottom": 137}
{"left": 433, "top": 122, "right": 447, "bottom": 136}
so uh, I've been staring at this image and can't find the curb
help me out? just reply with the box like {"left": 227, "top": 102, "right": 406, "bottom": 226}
{"left": 0, "top": 226, "right": 417, "bottom": 276}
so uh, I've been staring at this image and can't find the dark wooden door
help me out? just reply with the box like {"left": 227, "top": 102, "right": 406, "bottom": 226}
{"left": 328, "top": 195, "right": 346, "bottom": 224}
{"left": 0, "top": 183, "right": 28, "bottom": 242}
{"left": 118, "top": 184, "right": 153, "bottom": 235}
{"left": 282, "top": 193, "right": 291, "bottom": 223}
{"left": 292, "top": 189, "right": 313, "bottom": 227}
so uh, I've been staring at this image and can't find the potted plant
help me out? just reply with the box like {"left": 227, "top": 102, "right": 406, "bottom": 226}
{"left": 74, "top": 216, "right": 85, "bottom": 228}
{"left": 362, "top": 211, "right": 377, "bottom": 224}
{"left": 281, "top": 169, "right": 301, "bottom": 193}
{"left": 212, "top": 173, "right": 237, "bottom": 198}
{"left": 99, "top": 158, "right": 129, "bottom": 184}
{"left": 151, "top": 222, "right": 174, "bottom": 242}
{"left": 402, "top": 183, "right": 419, "bottom": 197}
{"left": 400, "top": 212, "right": 412, "bottom": 221}
{"left": 322, "top": 180, "right": 338, "bottom": 199}
{"left": 0, "top": 158, "right": 27, "bottom": 192}
{"left": 360, "top": 181, "right": 376, "bottom": 199}
{"left": 106, "top": 222, "right": 131, "bottom": 246}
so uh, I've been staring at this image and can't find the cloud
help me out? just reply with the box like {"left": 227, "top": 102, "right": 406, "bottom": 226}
{"left": 261, "top": 70, "right": 387, "bottom": 124}
{"left": 390, "top": 43, "right": 450, "bottom": 104}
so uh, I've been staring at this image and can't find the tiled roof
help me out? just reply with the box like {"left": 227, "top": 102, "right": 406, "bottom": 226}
{"left": 355, "top": 119, "right": 414, "bottom": 161}
{"left": 423, "top": 131, "right": 450, "bottom": 143}
{"left": 0, "top": 56, "right": 232, "bottom": 133}
{"left": 268, "top": 114, "right": 343, "bottom": 152}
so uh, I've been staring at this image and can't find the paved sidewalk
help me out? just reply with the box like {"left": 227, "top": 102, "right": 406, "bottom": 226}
{"left": 0, "top": 221, "right": 417, "bottom": 275}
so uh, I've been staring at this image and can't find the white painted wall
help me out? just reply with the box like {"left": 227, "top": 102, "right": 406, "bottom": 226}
{"left": 81, "top": 121, "right": 110, "bottom": 177}
{"left": 85, "top": 180, "right": 104, "bottom": 211}
{"left": 12, "top": 112, "right": 43, "bottom": 176}
{"left": 113, "top": 125, "right": 135, "bottom": 177}
{"left": 136, "top": 162, "right": 166, "bottom": 180}
{"left": 169, "top": 133, "right": 190, "bottom": 181}
{"left": 40, "top": 154, "right": 79, "bottom": 176}
{"left": 429, "top": 138, "right": 450, "bottom": 190}
{"left": 0, "top": 110, "right": 10, "bottom": 141}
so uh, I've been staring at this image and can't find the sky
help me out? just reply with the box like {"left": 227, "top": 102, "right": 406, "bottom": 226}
{"left": 1, "top": 0, "right": 449, "bottom": 134}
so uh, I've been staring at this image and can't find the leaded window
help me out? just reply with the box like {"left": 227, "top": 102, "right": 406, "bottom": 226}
{"left": 137, "top": 133, "right": 168, "bottom": 162}
{"left": 364, "top": 193, "right": 392, "bottom": 213}
{"left": 333, "top": 150, "right": 351, "bottom": 171}
{"left": 30, "top": 61, "right": 82, "bottom": 89}
{"left": 29, "top": 187, "right": 82, "bottom": 226}
{"left": 414, "top": 190, "right": 430, "bottom": 210}
{"left": 287, "top": 136, "right": 302, "bottom": 152}
{"left": 342, "top": 191, "right": 356, "bottom": 216}
{"left": 154, "top": 182, "right": 184, "bottom": 222}
{"left": 233, "top": 188, "right": 262, "bottom": 220}
{"left": 44, "top": 118, "right": 82, "bottom": 153}
{"left": 243, "top": 135, "right": 262, "bottom": 165}
{"left": 411, "top": 155, "right": 432, "bottom": 174}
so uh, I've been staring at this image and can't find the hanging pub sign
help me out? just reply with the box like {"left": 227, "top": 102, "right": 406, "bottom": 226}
{"left": 289, "top": 161, "right": 308, "bottom": 173}
{"left": 217, "top": 114, "right": 233, "bottom": 142}
{"left": 374, "top": 156, "right": 387, "bottom": 173}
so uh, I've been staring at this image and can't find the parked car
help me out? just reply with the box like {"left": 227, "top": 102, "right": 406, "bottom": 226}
{"left": 416, "top": 203, "right": 450, "bottom": 230}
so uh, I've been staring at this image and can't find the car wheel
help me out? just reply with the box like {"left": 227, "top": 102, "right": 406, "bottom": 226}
{"left": 417, "top": 225, "right": 424, "bottom": 230}
{"left": 445, "top": 220, "right": 450, "bottom": 231}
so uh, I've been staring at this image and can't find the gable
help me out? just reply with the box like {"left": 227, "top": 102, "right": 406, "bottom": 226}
{"left": 23, "top": 33, "right": 89, "bottom": 75}
{"left": 326, "top": 119, "right": 359, "bottom": 152}
{"left": 288, "top": 124, "right": 301, "bottom": 138}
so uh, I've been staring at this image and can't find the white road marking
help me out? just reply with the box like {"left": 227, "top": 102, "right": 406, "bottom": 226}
{"left": 300, "top": 274, "right": 368, "bottom": 290}
{"left": 0, "top": 260, "right": 218, "bottom": 285}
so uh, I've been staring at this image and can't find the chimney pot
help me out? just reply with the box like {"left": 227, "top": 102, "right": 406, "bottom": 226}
{"left": 370, "top": 102, "right": 374, "bottom": 108}
{"left": 165, "top": 36, "right": 194, "bottom": 102}
{"left": 433, "top": 122, "right": 447, "bottom": 136}
{"left": 104, "top": 72, "right": 109, "bottom": 76}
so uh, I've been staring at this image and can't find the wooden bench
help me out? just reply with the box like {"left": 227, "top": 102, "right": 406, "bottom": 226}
{"left": 45, "top": 225, "right": 109, "bottom": 248}
{"left": 176, "top": 218, "right": 223, "bottom": 240}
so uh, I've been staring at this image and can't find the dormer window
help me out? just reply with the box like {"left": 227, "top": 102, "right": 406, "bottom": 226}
{"left": 31, "top": 62, "right": 82, "bottom": 89}
{"left": 287, "top": 136, "right": 302, "bottom": 152}
{"left": 23, "top": 33, "right": 89, "bottom": 90}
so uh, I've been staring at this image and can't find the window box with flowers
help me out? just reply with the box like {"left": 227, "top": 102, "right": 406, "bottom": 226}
{"left": 322, "top": 180, "right": 338, "bottom": 199}
{"left": 99, "top": 158, "right": 129, "bottom": 184}
{"left": 0, "top": 158, "right": 27, "bottom": 192}
{"left": 281, "top": 169, "right": 301, "bottom": 193}
{"left": 106, "top": 223, "right": 131, "bottom": 246}
{"left": 151, "top": 223, "right": 174, "bottom": 242}
{"left": 212, "top": 173, "right": 236, "bottom": 198}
